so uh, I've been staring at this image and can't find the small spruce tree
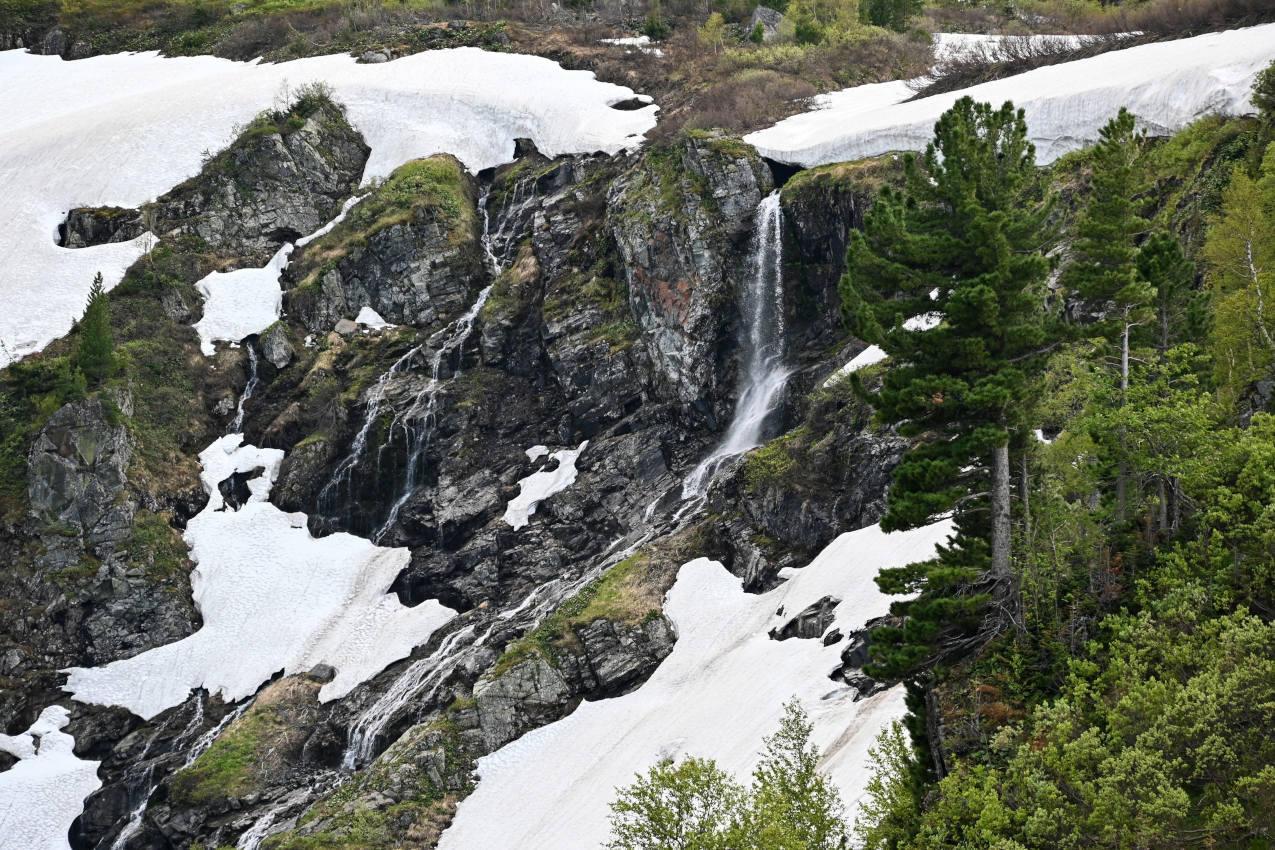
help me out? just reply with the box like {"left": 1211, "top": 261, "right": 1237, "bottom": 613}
{"left": 74, "top": 272, "right": 115, "bottom": 386}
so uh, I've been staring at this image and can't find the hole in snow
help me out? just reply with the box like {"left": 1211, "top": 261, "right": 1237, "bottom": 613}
{"left": 217, "top": 466, "right": 266, "bottom": 511}
{"left": 608, "top": 97, "right": 649, "bottom": 111}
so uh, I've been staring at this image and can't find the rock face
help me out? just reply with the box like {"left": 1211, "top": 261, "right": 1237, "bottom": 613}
{"left": 28, "top": 391, "right": 134, "bottom": 547}
{"left": 59, "top": 206, "right": 147, "bottom": 248}
{"left": 1, "top": 112, "right": 911, "bottom": 850}
{"left": 147, "top": 98, "right": 369, "bottom": 261}
{"left": 609, "top": 132, "right": 774, "bottom": 414}
{"left": 779, "top": 157, "right": 903, "bottom": 357}
{"left": 472, "top": 615, "right": 675, "bottom": 752}
{"left": 284, "top": 154, "right": 485, "bottom": 332}
{"left": 747, "top": 5, "right": 784, "bottom": 41}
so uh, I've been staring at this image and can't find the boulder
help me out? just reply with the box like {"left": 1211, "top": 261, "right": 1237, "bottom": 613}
{"left": 747, "top": 5, "right": 784, "bottom": 41}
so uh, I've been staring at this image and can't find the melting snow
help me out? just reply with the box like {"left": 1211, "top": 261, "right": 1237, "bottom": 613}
{"left": 823, "top": 345, "right": 887, "bottom": 388}
{"left": 746, "top": 23, "right": 1275, "bottom": 167}
{"left": 0, "top": 705, "right": 102, "bottom": 850}
{"left": 600, "top": 35, "right": 665, "bottom": 57}
{"left": 438, "top": 521, "right": 951, "bottom": 849}
{"left": 0, "top": 47, "right": 657, "bottom": 365}
{"left": 192, "top": 244, "right": 292, "bottom": 356}
{"left": 63, "top": 434, "right": 456, "bottom": 720}
{"left": 354, "top": 305, "right": 395, "bottom": 330}
{"left": 502, "top": 441, "right": 589, "bottom": 530}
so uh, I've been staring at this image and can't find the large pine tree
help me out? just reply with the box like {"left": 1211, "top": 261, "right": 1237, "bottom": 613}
{"left": 840, "top": 97, "right": 1056, "bottom": 678}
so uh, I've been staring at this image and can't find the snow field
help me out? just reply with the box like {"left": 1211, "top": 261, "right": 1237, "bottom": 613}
{"left": 63, "top": 434, "right": 457, "bottom": 720}
{"left": 746, "top": 23, "right": 1275, "bottom": 167}
{"left": 0, "top": 705, "right": 102, "bottom": 850}
{"left": 438, "top": 520, "right": 952, "bottom": 849}
{"left": 0, "top": 47, "right": 657, "bottom": 364}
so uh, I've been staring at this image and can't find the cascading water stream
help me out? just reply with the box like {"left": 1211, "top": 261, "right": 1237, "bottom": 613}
{"left": 228, "top": 342, "right": 259, "bottom": 435}
{"left": 682, "top": 191, "right": 789, "bottom": 500}
{"left": 363, "top": 184, "right": 503, "bottom": 541}
{"left": 341, "top": 528, "right": 656, "bottom": 769}
{"left": 101, "top": 695, "right": 247, "bottom": 850}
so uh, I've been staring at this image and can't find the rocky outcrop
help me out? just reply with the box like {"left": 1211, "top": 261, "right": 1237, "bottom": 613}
{"left": 58, "top": 206, "right": 147, "bottom": 248}
{"left": 284, "top": 154, "right": 485, "bottom": 332}
{"left": 146, "top": 96, "right": 369, "bottom": 262}
{"left": 472, "top": 615, "right": 674, "bottom": 752}
{"left": 709, "top": 378, "right": 905, "bottom": 582}
{"left": 28, "top": 391, "right": 134, "bottom": 548}
{"left": 608, "top": 131, "right": 774, "bottom": 414}
{"left": 779, "top": 156, "right": 902, "bottom": 357}
{"left": 260, "top": 322, "right": 295, "bottom": 370}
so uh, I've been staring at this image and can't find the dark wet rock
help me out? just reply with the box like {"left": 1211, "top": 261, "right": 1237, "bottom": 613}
{"left": 59, "top": 206, "right": 146, "bottom": 248}
{"left": 146, "top": 97, "right": 369, "bottom": 263}
{"left": 770, "top": 595, "right": 839, "bottom": 640}
{"left": 608, "top": 132, "right": 773, "bottom": 413}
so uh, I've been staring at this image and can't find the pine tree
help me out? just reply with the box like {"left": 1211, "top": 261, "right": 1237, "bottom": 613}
{"left": 74, "top": 272, "right": 115, "bottom": 386}
{"left": 1061, "top": 108, "right": 1154, "bottom": 519}
{"left": 1136, "top": 231, "right": 1199, "bottom": 354}
{"left": 839, "top": 97, "right": 1056, "bottom": 677}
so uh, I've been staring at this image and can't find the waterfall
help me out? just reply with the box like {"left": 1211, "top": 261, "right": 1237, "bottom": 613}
{"left": 372, "top": 282, "right": 493, "bottom": 541}
{"left": 682, "top": 191, "right": 789, "bottom": 500}
{"left": 101, "top": 695, "right": 247, "bottom": 850}
{"left": 228, "top": 342, "right": 259, "bottom": 435}
{"left": 341, "top": 531, "right": 659, "bottom": 769}
{"left": 317, "top": 184, "right": 503, "bottom": 539}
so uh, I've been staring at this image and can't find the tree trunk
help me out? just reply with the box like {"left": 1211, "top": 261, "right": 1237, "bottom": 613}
{"left": 992, "top": 442, "right": 1012, "bottom": 582}
{"left": 1117, "top": 313, "right": 1131, "bottom": 521}
{"left": 1020, "top": 452, "right": 1032, "bottom": 543}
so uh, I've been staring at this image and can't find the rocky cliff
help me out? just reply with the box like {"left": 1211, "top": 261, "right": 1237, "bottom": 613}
{"left": 0, "top": 90, "right": 908, "bottom": 850}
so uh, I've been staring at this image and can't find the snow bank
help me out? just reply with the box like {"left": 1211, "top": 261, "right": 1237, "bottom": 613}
{"left": 823, "top": 344, "right": 886, "bottom": 387}
{"left": 192, "top": 244, "right": 292, "bottom": 355}
{"left": 503, "top": 441, "right": 589, "bottom": 530}
{"left": 930, "top": 32, "right": 1089, "bottom": 63}
{"left": 63, "top": 434, "right": 456, "bottom": 720}
{"left": 746, "top": 23, "right": 1275, "bottom": 167}
{"left": 438, "top": 520, "right": 952, "bottom": 850}
{"left": 0, "top": 48, "right": 657, "bottom": 365}
{"left": 354, "top": 306, "right": 394, "bottom": 330}
{"left": 0, "top": 705, "right": 102, "bottom": 850}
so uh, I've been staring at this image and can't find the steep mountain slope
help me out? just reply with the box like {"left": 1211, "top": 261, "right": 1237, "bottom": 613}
{"left": 1, "top": 20, "right": 1274, "bottom": 850}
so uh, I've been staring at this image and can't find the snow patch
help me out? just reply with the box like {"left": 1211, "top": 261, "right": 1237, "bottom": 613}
{"left": 524, "top": 444, "right": 550, "bottom": 462}
{"left": 600, "top": 35, "right": 664, "bottom": 57}
{"left": 62, "top": 434, "right": 456, "bottom": 720}
{"left": 355, "top": 305, "right": 394, "bottom": 330}
{"left": 502, "top": 441, "right": 589, "bottom": 530}
{"left": 822, "top": 345, "right": 886, "bottom": 387}
{"left": 0, "top": 705, "right": 102, "bottom": 850}
{"left": 192, "top": 244, "right": 292, "bottom": 356}
{"left": 0, "top": 47, "right": 657, "bottom": 365}
{"left": 746, "top": 23, "right": 1275, "bottom": 167}
{"left": 438, "top": 521, "right": 951, "bottom": 850}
